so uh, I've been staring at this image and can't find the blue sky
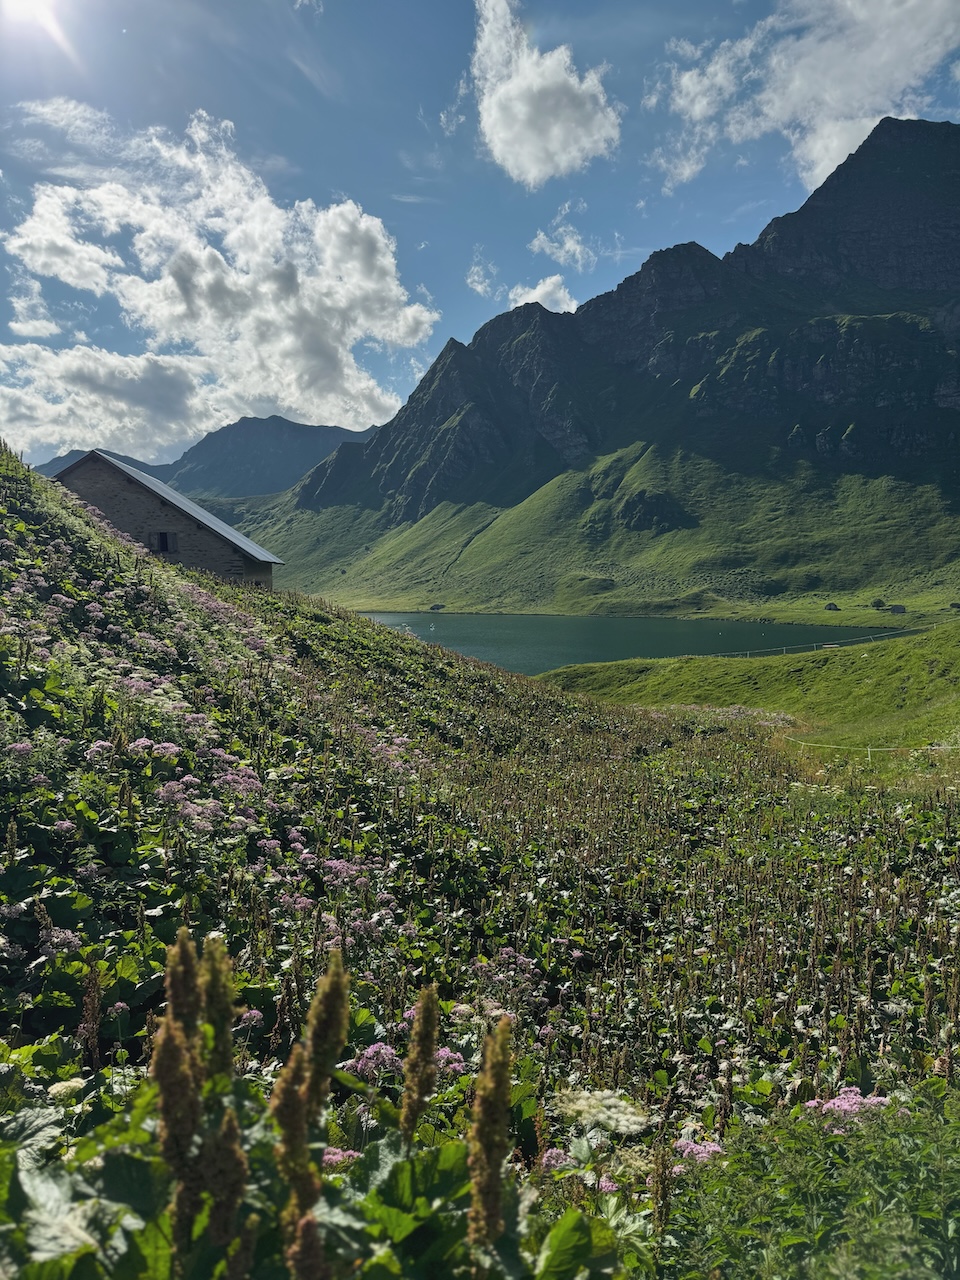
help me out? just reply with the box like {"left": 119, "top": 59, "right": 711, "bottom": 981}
{"left": 1, "top": 0, "right": 958, "bottom": 464}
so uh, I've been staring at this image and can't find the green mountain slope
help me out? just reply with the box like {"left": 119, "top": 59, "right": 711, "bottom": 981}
{"left": 227, "top": 118, "right": 960, "bottom": 619}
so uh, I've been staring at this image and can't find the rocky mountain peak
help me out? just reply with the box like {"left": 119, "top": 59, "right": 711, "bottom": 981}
{"left": 726, "top": 117, "right": 960, "bottom": 291}
{"left": 574, "top": 242, "right": 725, "bottom": 365}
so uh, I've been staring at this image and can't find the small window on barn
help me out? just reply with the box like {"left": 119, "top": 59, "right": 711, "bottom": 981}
{"left": 148, "top": 532, "right": 178, "bottom": 553}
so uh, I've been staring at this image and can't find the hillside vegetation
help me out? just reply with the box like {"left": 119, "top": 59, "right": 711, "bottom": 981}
{"left": 2, "top": 444, "right": 960, "bottom": 1277}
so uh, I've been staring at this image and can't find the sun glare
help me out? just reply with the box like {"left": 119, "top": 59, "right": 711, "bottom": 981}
{"left": 2, "top": 0, "right": 54, "bottom": 20}
{"left": 1, "top": 0, "right": 80, "bottom": 66}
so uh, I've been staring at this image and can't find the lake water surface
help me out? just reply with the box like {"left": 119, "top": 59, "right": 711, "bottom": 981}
{"left": 365, "top": 613, "right": 896, "bottom": 676}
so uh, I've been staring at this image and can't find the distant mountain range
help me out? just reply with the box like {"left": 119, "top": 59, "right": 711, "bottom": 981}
{"left": 36, "top": 416, "right": 375, "bottom": 499}
{"left": 220, "top": 116, "right": 960, "bottom": 616}
{"left": 38, "top": 118, "right": 960, "bottom": 618}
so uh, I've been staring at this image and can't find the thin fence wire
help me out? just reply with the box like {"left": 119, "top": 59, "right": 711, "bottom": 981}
{"left": 782, "top": 736, "right": 960, "bottom": 763}
{"left": 738, "top": 620, "right": 960, "bottom": 761}
{"left": 702, "top": 625, "right": 928, "bottom": 661}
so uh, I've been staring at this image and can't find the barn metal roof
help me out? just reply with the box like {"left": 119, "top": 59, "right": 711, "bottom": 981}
{"left": 56, "top": 450, "right": 284, "bottom": 565}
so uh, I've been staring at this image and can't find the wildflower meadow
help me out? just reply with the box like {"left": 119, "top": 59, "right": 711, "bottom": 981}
{"left": 1, "top": 441, "right": 959, "bottom": 1277}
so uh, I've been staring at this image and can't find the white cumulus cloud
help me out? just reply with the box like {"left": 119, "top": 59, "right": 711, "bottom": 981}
{"left": 0, "top": 103, "right": 439, "bottom": 461}
{"left": 657, "top": 0, "right": 960, "bottom": 191}
{"left": 508, "top": 274, "right": 577, "bottom": 312}
{"left": 471, "top": 0, "right": 621, "bottom": 189}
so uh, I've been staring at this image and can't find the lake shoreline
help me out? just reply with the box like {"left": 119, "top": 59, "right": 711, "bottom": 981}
{"left": 364, "top": 611, "right": 904, "bottom": 677}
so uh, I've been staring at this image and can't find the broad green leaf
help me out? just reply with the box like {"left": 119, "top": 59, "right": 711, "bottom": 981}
{"left": 535, "top": 1208, "right": 592, "bottom": 1280}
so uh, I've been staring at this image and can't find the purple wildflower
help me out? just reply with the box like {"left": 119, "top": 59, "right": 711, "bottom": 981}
{"left": 346, "top": 1042, "right": 403, "bottom": 1081}
{"left": 674, "top": 1139, "right": 723, "bottom": 1163}
{"left": 39, "top": 926, "right": 82, "bottom": 957}
{"left": 435, "top": 1047, "right": 467, "bottom": 1076}
{"left": 322, "top": 1147, "right": 361, "bottom": 1168}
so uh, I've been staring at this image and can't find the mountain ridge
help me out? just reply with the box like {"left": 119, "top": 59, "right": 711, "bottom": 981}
{"left": 35, "top": 415, "right": 375, "bottom": 499}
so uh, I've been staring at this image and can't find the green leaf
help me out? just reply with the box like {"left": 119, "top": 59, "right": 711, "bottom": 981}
{"left": 113, "top": 1218, "right": 173, "bottom": 1280}
{"left": 0, "top": 1109, "right": 63, "bottom": 1166}
{"left": 95, "top": 1153, "right": 169, "bottom": 1221}
{"left": 535, "top": 1209, "right": 592, "bottom": 1280}
{"left": 331, "top": 1068, "right": 371, "bottom": 1096}
{"left": 364, "top": 1201, "right": 420, "bottom": 1244}
{"left": 377, "top": 1142, "right": 470, "bottom": 1214}
{"left": 351, "top": 1133, "right": 405, "bottom": 1195}
{"left": 360, "top": 1244, "right": 403, "bottom": 1276}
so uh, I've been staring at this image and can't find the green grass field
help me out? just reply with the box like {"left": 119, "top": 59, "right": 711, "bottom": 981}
{"left": 543, "top": 618, "right": 960, "bottom": 753}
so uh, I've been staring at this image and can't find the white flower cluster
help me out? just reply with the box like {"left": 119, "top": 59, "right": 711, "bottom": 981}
{"left": 554, "top": 1089, "right": 650, "bottom": 1136}
{"left": 48, "top": 1076, "right": 86, "bottom": 1103}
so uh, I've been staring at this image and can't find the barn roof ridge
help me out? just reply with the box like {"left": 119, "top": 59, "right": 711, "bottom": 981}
{"left": 54, "top": 450, "right": 284, "bottom": 566}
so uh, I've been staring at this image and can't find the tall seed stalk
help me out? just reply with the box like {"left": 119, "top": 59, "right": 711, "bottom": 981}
{"left": 467, "top": 1015, "right": 513, "bottom": 1251}
{"left": 269, "top": 950, "right": 351, "bottom": 1276}
{"left": 400, "top": 983, "right": 439, "bottom": 1152}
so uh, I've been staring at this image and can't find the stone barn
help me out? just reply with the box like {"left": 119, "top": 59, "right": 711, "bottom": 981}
{"left": 53, "top": 450, "right": 283, "bottom": 587}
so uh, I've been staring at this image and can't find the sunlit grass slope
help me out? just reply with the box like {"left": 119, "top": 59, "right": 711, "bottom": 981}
{"left": 543, "top": 620, "right": 960, "bottom": 747}
{"left": 223, "top": 442, "right": 960, "bottom": 625}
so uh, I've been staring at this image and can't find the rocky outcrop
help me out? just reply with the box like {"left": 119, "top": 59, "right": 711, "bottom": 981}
{"left": 575, "top": 243, "right": 731, "bottom": 367}
{"left": 299, "top": 304, "right": 615, "bottom": 521}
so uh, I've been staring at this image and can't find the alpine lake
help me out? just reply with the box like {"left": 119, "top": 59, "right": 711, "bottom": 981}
{"left": 364, "top": 612, "right": 898, "bottom": 677}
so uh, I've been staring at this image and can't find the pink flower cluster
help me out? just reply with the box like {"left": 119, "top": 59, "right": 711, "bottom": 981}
{"left": 673, "top": 1138, "right": 723, "bottom": 1166}
{"left": 805, "top": 1086, "right": 890, "bottom": 1117}
{"left": 322, "top": 1147, "right": 361, "bottom": 1168}
{"left": 345, "top": 1041, "right": 403, "bottom": 1081}
{"left": 540, "top": 1148, "right": 574, "bottom": 1171}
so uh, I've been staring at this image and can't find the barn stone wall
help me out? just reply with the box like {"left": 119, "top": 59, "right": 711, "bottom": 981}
{"left": 57, "top": 454, "right": 273, "bottom": 586}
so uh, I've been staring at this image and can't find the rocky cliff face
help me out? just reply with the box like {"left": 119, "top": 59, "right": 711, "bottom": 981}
{"left": 297, "top": 117, "right": 960, "bottom": 534}
{"left": 299, "top": 304, "right": 619, "bottom": 521}
{"left": 726, "top": 118, "right": 960, "bottom": 292}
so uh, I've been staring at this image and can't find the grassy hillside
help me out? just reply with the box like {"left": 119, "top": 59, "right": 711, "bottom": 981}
{"left": 4, "top": 446, "right": 960, "bottom": 1277}
{"left": 544, "top": 620, "right": 960, "bottom": 750}
{"left": 226, "top": 397, "right": 960, "bottom": 625}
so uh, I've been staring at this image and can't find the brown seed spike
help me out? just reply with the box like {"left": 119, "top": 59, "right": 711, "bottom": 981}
{"left": 201, "top": 933, "right": 236, "bottom": 1079}
{"left": 303, "top": 949, "right": 350, "bottom": 1122}
{"left": 400, "top": 984, "right": 439, "bottom": 1150}
{"left": 151, "top": 1017, "right": 201, "bottom": 1178}
{"left": 467, "top": 1015, "right": 513, "bottom": 1249}
{"left": 269, "top": 1042, "right": 318, "bottom": 1228}
{"left": 225, "top": 1214, "right": 260, "bottom": 1280}
{"left": 285, "top": 1213, "right": 332, "bottom": 1280}
{"left": 167, "top": 926, "right": 202, "bottom": 1043}
{"left": 204, "top": 1107, "right": 248, "bottom": 1247}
